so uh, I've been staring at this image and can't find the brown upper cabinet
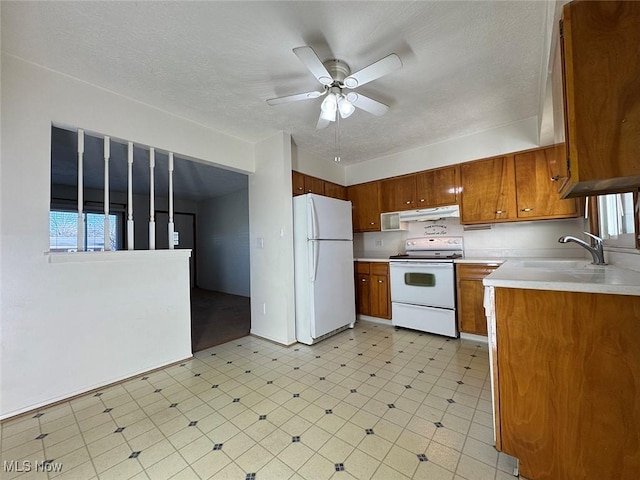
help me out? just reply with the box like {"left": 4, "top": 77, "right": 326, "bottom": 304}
{"left": 292, "top": 170, "right": 305, "bottom": 196}
{"left": 323, "top": 181, "right": 348, "bottom": 200}
{"left": 460, "top": 155, "right": 516, "bottom": 224}
{"left": 347, "top": 182, "right": 381, "bottom": 232}
{"left": 304, "top": 175, "right": 324, "bottom": 195}
{"left": 292, "top": 171, "right": 347, "bottom": 200}
{"left": 514, "top": 145, "right": 579, "bottom": 219}
{"left": 380, "top": 175, "right": 417, "bottom": 212}
{"left": 380, "top": 165, "right": 459, "bottom": 213}
{"left": 460, "top": 146, "right": 580, "bottom": 224}
{"left": 415, "top": 165, "right": 459, "bottom": 208}
{"left": 558, "top": 1, "right": 640, "bottom": 197}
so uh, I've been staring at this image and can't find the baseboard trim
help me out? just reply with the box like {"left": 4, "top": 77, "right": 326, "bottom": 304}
{"left": 0, "top": 355, "right": 193, "bottom": 423}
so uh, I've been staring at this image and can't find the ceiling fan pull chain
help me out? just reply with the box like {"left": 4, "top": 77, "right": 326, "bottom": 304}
{"left": 334, "top": 115, "right": 341, "bottom": 162}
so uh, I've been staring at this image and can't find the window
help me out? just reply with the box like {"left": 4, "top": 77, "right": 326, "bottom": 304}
{"left": 50, "top": 210, "right": 121, "bottom": 252}
{"left": 597, "top": 191, "right": 638, "bottom": 249}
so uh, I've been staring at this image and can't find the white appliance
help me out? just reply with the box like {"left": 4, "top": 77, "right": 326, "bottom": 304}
{"left": 293, "top": 193, "right": 356, "bottom": 345}
{"left": 389, "top": 236, "right": 463, "bottom": 337}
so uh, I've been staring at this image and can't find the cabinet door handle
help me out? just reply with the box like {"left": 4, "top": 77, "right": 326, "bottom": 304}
{"left": 378, "top": 280, "right": 384, "bottom": 283}
{"left": 419, "top": 199, "right": 425, "bottom": 202}
{"left": 361, "top": 278, "right": 367, "bottom": 282}
{"left": 405, "top": 200, "right": 411, "bottom": 204}
{"left": 520, "top": 208, "right": 533, "bottom": 212}
{"left": 495, "top": 210, "right": 504, "bottom": 214}
{"left": 550, "top": 175, "right": 559, "bottom": 182}
{"left": 370, "top": 222, "right": 376, "bottom": 225}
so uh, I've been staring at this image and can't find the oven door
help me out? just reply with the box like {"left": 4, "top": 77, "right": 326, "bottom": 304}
{"left": 389, "top": 261, "right": 455, "bottom": 309}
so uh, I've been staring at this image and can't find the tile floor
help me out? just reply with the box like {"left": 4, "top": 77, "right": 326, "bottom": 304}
{"left": 1, "top": 321, "right": 520, "bottom": 480}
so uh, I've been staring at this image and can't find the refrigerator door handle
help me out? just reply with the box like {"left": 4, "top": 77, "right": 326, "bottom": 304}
{"left": 309, "top": 196, "right": 319, "bottom": 239}
{"left": 310, "top": 240, "right": 319, "bottom": 282}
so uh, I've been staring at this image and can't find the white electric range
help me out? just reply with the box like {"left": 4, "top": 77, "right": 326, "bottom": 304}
{"left": 389, "top": 236, "right": 463, "bottom": 337}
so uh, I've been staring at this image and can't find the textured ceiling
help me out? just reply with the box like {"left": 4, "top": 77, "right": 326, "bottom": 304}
{"left": 2, "top": 1, "right": 550, "bottom": 166}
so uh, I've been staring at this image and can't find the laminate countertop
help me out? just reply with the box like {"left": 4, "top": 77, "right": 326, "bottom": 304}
{"left": 483, "top": 258, "right": 640, "bottom": 296}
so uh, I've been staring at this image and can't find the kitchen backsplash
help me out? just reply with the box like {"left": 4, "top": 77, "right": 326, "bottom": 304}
{"left": 354, "top": 217, "right": 590, "bottom": 259}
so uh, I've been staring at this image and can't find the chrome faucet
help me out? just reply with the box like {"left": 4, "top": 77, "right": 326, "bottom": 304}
{"left": 558, "top": 231, "right": 606, "bottom": 265}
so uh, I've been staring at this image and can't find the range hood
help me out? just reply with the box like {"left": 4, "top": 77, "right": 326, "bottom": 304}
{"left": 397, "top": 205, "right": 460, "bottom": 221}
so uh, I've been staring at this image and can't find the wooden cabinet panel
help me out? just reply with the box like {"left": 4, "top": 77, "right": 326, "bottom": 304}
{"left": 514, "top": 145, "right": 579, "bottom": 219}
{"left": 304, "top": 175, "right": 324, "bottom": 195}
{"left": 356, "top": 273, "right": 371, "bottom": 316}
{"left": 324, "top": 181, "right": 347, "bottom": 200}
{"left": 347, "top": 182, "right": 381, "bottom": 232}
{"left": 456, "top": 263, "right": 498, "bottom": 336}
{"left": 559, "top": 1, "right": 640, "bottom": 198}
{"left": 460, "top": 156, "right": 516, "bottom": 224}
{"left": 355, "top": 262, "right": 370, "bottom": 275}
{"left": 292, "top": 171, "right": 346, "bottom": 200}
{"left": 380, "top": 175, "right": 417, "bottom": 212}
{"left": 354, "top": 261, "right": 390, "bottom": 320}
{"left": 370, "top": 272, "right": 390, "bottom": 319}
{"left": 494, "top": 288, "right": 640, "bottom": 480}
{"left": 415, "top": 165, "right": 459, "bottom": 207}
{"left": 370, "top": 263, "right": 388, "bottom": 276}
{"left": 292, "top": 171, "right": 305, "bottom": 196}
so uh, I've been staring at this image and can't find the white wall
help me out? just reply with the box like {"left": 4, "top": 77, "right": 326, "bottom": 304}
{"left": 249, "top": 133, "right": 297, "bottom": 345}
{"left": 197, "top": 189, "right": 250, "bottom": 296}
{"left": 346, "top": 117, "right": 539, "bottom": 185}
{"left": 0, "top": 54, "right": 256, "bottom": 418}
{"left": 292, "top": 142, "right": 346, "bottom": 185}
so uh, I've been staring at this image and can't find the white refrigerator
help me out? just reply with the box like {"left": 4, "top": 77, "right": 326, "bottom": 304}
{"left": 293, "top": 193, "right": 356, "bottom": 345}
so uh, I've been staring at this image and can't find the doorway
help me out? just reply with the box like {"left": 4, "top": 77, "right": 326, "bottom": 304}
{"left": 155, "top": 211, "right": 196, "bottom": 287}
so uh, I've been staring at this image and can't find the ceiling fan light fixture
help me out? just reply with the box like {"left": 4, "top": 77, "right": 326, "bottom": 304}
{"left": 344, "top": 77, "right": 358, "bottom": 88}
{"left": 320, "top": 108, "right": 336, "bottom": 122}
{"left": 320, "top": 93, "right": 338, "bottom": 121}
{"left": 337, "top": 96, "right": 355, "bottom": 118}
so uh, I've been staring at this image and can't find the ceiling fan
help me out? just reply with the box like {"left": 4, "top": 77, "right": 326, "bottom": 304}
{"left": 267, "top": 46, "right": 402, "bottom": 129}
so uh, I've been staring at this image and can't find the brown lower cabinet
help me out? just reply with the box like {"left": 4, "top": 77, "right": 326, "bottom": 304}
{"left": 492, "top": 288, "right": 640, "bottom": 479}
{"left": 456, "top": 263, "right": 499, "bottom": 336}
{"left": 354, "top": 261, "right": 391, "bottom": 320}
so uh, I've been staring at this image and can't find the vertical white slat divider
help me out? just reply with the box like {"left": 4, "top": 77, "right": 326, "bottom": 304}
{"left": 77, "top": 129, "right": 85, "bottom": 252}
{"left": 149, "top": 148, "right": 156, "bottom": 250}
{"left": 127, "top": 142, "right": 134, "bottom": 250}
{"left": 168, "top": 152, "right": 175, "bottom": 250}
{"left": 103, "top": 136, "right": 111, "bottom": 251}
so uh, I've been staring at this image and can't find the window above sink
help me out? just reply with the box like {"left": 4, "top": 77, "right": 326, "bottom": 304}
{"left": 596, "top": 191, "right": 639, "bottom": 249}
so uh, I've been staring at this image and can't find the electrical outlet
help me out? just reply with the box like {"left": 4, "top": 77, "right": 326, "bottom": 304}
{"left": 375, "top": 239, "right": 384, "bottom": 247}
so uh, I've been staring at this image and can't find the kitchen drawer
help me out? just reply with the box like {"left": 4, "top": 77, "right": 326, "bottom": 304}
{"left": 370, "top": 263, "right": 389, "bottom": 276}
{"left": 355, "top": 262, "right": 370, "bottom": 274}
{"left": 457, "top": 263, "right": 500, "bottom": 280}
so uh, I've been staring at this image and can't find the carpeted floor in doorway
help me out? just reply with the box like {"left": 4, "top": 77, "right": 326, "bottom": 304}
{"left": 190, "top": 288, "right": 251, "bottom": 352}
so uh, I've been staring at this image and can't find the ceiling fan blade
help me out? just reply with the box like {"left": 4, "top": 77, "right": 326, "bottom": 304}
{"left": 293, "top": 46, "right": 334, "bottom": 86}
{"left": 266, "top": 90, "right": 324, "bottom": 106}
{"left": 316, "top": 113, "right": 331, "bottom": 130}
{"left": 347, "top": 93, "right": 390, "bottom": 116}
{"left": 344, "top": 53, "right": 402, "bottom": 88}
